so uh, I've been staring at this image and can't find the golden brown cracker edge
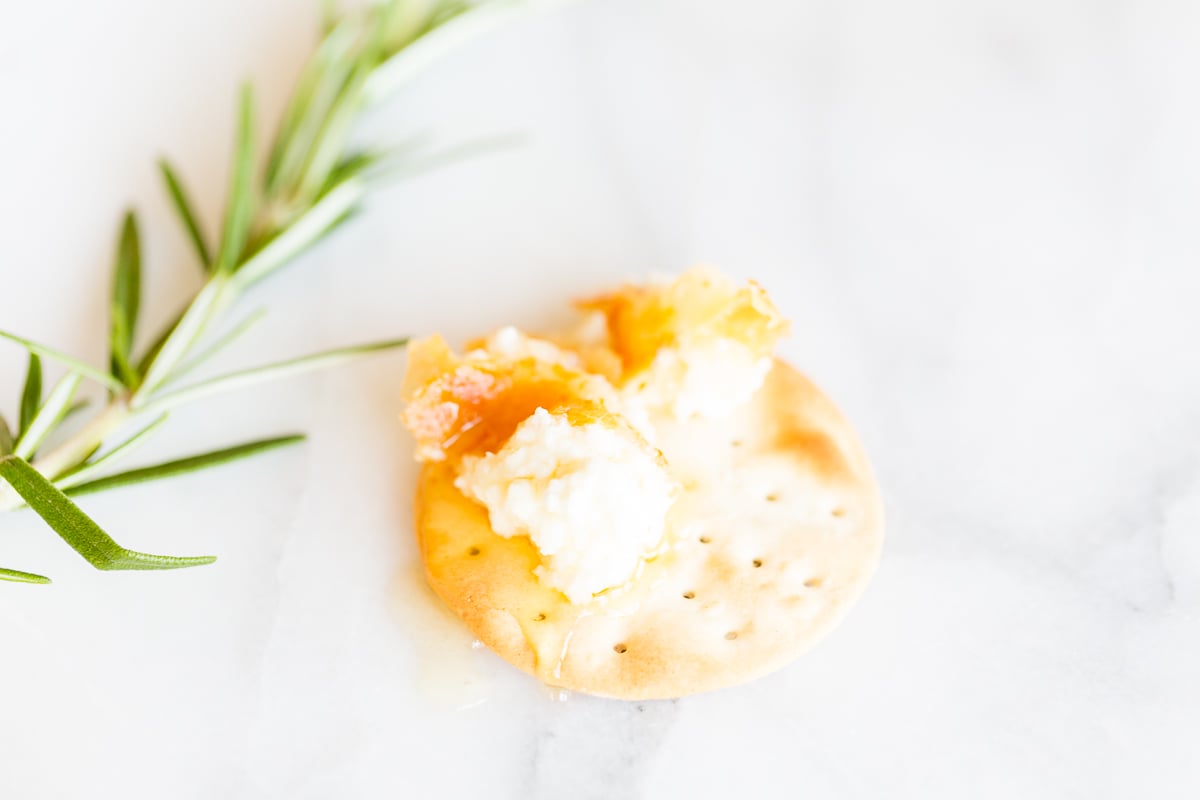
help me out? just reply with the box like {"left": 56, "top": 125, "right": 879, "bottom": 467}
{"left": 414, "top": 359, "right": 884, "bottom": 699}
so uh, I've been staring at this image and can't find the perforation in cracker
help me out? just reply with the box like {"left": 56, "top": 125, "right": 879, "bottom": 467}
{"left": 415, "top": 360, "right": 883, "bottom": 699}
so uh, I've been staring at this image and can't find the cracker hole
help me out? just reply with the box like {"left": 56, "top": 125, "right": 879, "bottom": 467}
{"left": 724, "top": 631, "right": 739, "bottom": 641}
{"left": 698, "top": 536, "right": 711, "bottom": 545}
{"left": 730, "top": 439, "right": 743, "bottom": 448}
{"left": 613, "top": 643, "right": 628, "bottom": 654}
{"left": 752, "top": 559, "right": 763, "bottom": 568}
{"left": 468, "top": 546, "right": 481, "bottom": 556}
{"left": 765, "top": 493, "right": 780, "bottom": 503}
{"left": 533, "top": 613, "right": 546, "bottom": 621}
{"left": 805, "top": 577, "right": 825, "bottom": 588}
{"left": 831, "top": 507, "right": 846, "bottom": 518}
{"left": 682, "top": 591, "right": 695, "bottom": 600}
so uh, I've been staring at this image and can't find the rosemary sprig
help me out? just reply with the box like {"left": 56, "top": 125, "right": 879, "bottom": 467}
{"left": 0, "top": 0, "right": 530, "bottom": 583}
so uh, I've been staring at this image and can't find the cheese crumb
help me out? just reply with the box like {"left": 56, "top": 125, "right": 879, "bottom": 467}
{"left": 630, "top": 336, "right": 774, "bottom": 420}
{"left": 455, "top": 408, "right": 676, "bottom": 603}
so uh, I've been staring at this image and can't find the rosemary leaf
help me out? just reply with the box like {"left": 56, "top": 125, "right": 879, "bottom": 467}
{"left": 428, "top": 1, "right": 477, "bottom": 30}
{"left": 0, "top": 414, "right": 14, "bottom": 456}
{"left": 365, "top": 0, "right": 525, "bottom": 105}
{"left": 18, "top": 353, "right": 42, "bottom": 434}
{"left": 293, "top": 45, "right": 377, "bottom": 205}
{"left": 0, "top": 566, "right": 52, "bottom": 585}
{"left": 164, "top": 308, "right": 267, "bottom": 387}
{"left": 232, "top": 176, "right": 365, "bottom": 290}
{"left": 61, "top": 399, "right": 91, "bottom": 424}
{"left": 265, "top": 22, "right": 359, "bottom": 202}
{"left": 0, "top": 330, "right": 124, "bottom": 390}
{"left": 136, "top": 277, "right": 229, "bottom": 396}
{"left": 56, "top": 414, "right": 170, "bottom": 490}
{"left": 320, "top": 0, "right": 340, "bottom": 35}
{"left": 110, "top": 314, "right": 134, "bottom": 387}
{"left": 372, "top": 133, "right": 524, "bottom": 185}
{"left": 66, "top": 434, "right": 305, "bottom": 497}
{"left": 109, "top": 211, "right": 142, "bottom": 387}
{"left": 325, "top": 151, "right": 382, "bottom": 188}
{"left": 216, "top": 85, "right": 258, "bottom": 275}
{"left": 48, "top": 444, "right": 103, "bottom": 486}
{"left": 159, "top": 159, "right": 213, "bottom": 270}
{"left": 13, "top": 373, "right": 83, "bottom": 460}
{"left": 379, "top": 0, "right": 443, "bottom": 45}
{"left": 0, "top": 454, "right": 215, "bottom": 571}
{"left": 135, "top": 304, "right": 188, "bottom": 376}
{"left": 141, "top": 338, "right": 408, "bottom": 414}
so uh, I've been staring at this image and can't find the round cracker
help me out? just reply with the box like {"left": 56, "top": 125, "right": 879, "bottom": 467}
{"left": 413, "top": 359, "right": 884, "bottom": 700}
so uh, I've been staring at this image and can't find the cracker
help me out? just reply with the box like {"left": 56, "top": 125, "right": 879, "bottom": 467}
{"left": 413, "top": 359, "right": 884, "bottom": 699}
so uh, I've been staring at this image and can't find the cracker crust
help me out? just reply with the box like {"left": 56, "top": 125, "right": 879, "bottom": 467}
{"left": 414, "top": 359, "right": 883, "bottom": 699}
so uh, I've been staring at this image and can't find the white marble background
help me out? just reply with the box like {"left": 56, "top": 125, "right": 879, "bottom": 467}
{"left": 2, "top": 0, "right": 1199, "bottom": 797}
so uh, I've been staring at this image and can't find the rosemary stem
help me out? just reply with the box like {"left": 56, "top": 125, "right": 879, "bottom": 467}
{"left": 32, "top": 401, "right": 131, "bottom": 481}
{"left": 135, "top": 276, "right": 234, "bottom": 402}
{"left": 0, "top": 271, "right": 232, "bottom": 510}
{"left": 0, "top": 400, "right": 131, "bottom": 512}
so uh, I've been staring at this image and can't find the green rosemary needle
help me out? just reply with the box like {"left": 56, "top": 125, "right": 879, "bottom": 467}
{"left": 0, "top": 0, "right": 533, "bottom": 583}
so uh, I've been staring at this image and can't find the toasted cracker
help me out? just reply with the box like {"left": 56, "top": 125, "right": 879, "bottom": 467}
{"left": 414, "top": 360, "right": 884, "bottom": 699}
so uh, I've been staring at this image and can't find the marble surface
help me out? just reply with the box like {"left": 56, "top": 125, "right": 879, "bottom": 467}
{"left": 2, "top": 0, "right": 1199, "bottom": 797}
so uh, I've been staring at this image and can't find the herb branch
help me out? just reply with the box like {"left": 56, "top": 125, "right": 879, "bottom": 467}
{"left": 0, "top": 0, "right": 531, "bottom": 583}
